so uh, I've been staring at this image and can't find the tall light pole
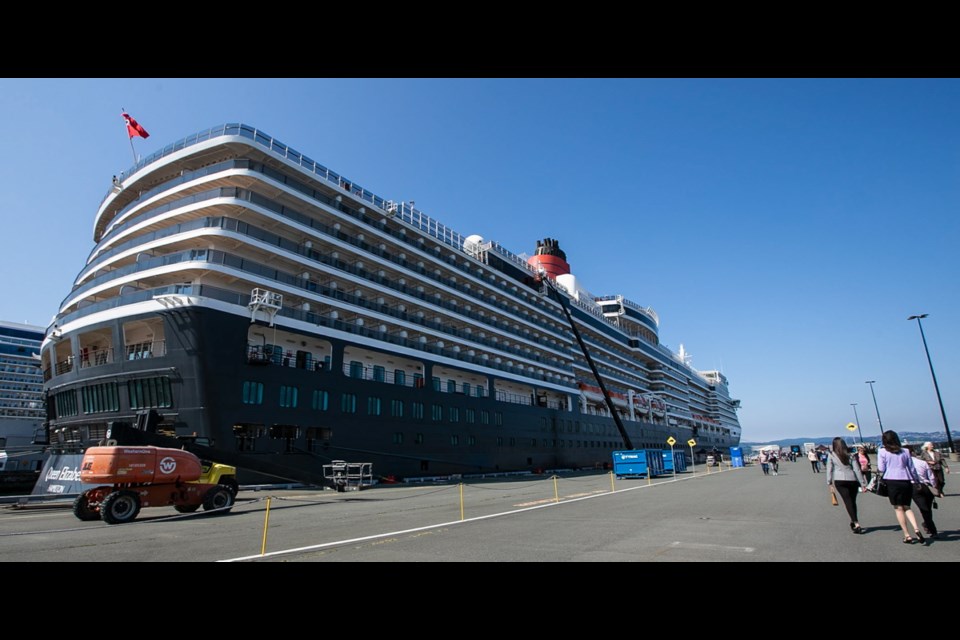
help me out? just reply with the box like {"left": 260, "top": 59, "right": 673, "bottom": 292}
{"left": 908, "top": 314, "right": 954, "bottom": 454}
{"left": 865, "top": 380, "right": 884, "bottom": 439}
{"left": 851, "top": 403, "right": 864, "bottom": 444}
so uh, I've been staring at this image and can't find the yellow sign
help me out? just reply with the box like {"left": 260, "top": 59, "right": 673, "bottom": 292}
{"left": 846, "top": 422, "right": 858, "bottom": 432}
{"left": 666, "top": 436, "right": 677, "bottom": 446}
{"left": 687, "top": 439, "right": 697, "bottom": 447}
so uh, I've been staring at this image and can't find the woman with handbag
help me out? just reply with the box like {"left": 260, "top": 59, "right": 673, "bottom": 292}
{"left": 878, "top": 430, "right": 924, "bottom": 544}
{"left": 826, "top": 437, "right": 868, "bottom": 534}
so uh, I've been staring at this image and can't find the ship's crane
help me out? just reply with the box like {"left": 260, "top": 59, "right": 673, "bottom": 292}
{"left": 535, "top": 267, "right": 635, "bottom": 451}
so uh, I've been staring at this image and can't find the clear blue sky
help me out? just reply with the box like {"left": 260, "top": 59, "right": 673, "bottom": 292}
{"left": 1, "top": 78, "right": 957, "bottom": 444}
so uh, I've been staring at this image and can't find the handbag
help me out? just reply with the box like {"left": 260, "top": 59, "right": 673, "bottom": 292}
{"left": 830, "top": 487, "right": 839, "bottom": 506}
{"left": 875, "top": 471, "right": 889, "bottom": 497}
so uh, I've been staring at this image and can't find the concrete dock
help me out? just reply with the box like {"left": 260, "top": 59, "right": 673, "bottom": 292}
{"left": 1, "top": 460, "right": 956, "bottom": 561}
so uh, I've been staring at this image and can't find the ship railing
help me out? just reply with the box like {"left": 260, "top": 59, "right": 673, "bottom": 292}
{"left": 42, "top": 366, "right": 52, "bottom": 382}
{"left": 79, "top": 347, "right": 113, "bottom": 369}
{"left": 69, "top": 244, "right": 572, "bottom": 371}
{"left": 246, "top": 345, "right": 328, "bottom": 371}
{"left": 54, "top": 358, "right": 74, "bottom": 375}
{"left": 83, "top": 199, "right": 570, "bottom": 355}
{"left": 124, "top": 341, "right": 165, "bottom": 360}
{"left": 340, "top": 362, "right": 419, "bottom": 389}
{"left": 54, "top": 282, "right": 577, "bottom": 389}
{"left": 495, "top": 390, "right": 533, "bottom": 406}
{"left": 92, "top": 160, "right": 574, "bottom": 334}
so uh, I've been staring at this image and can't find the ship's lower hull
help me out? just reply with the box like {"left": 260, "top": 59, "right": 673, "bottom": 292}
{"left": 44, "top": 307, "right": 739, "bottom": 483}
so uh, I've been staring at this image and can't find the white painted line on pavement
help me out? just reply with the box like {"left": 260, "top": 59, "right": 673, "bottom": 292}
{"left": 218, "top": 467, "right": 744, "bottom": 562}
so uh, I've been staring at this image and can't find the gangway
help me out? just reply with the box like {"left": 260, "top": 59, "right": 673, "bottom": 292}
{"left": 322, "top": 460, "right": 374, "bottom": 492}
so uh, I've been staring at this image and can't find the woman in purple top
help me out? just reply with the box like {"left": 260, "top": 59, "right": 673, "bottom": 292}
{"left": 877, "top": 430, "right": 923, "bottom": 544}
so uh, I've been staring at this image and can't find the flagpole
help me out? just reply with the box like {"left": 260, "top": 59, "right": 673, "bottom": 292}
{"left": 121, "top": 108, "right": 138, "bottom": 164}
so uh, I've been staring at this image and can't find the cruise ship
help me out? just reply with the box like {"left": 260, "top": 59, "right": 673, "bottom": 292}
{"left": 41, "top": 123, "right": 741, "bottom": 483}
{"left": 0, "top": 321, "right": 46, "bottom": 490}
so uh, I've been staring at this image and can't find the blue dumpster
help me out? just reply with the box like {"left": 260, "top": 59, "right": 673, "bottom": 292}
{"left": 673, "top": 450, "right": 688, "bottom": 472}
{"left": 661, "top": 450, "right": 674, "bottom": 472}
{"left": 662, "top": 450, "right": 688, "bottom": 473}
{"left": 645, "top": 450, "right": 666, "bottom": 476}
{"left": 612, "top": 450, "right": 655, "bottom": 478}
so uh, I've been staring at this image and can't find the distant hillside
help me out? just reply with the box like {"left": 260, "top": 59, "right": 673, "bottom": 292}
{"left": 742, "top": 432, "right": 947, "bottom": 448}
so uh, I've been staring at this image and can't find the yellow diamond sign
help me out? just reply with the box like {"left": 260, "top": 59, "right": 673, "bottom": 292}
{"left": 666, "top": 436, "right": 677, "bottom": 446}
{"left": 687, "top": 439, "right": 697, "bottom": 447}
{"left": 846, "top": 422, "right": 858, "bottom": 432}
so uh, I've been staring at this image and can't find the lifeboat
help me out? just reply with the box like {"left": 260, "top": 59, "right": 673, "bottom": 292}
{"left": 635, "top": 394, "right": 650, "bottom": 414}
{"left": 578, "top": 382, "right": 629, "bottom": 407}
{"left": 649, "top": 396, "right": 666, "bottom": 417}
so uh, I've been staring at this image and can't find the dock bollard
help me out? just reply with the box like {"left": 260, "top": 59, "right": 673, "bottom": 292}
{"left": 553, "top": 475, "right": 559, "bottom": 503}
{"left": 260, "top": 497, "right": 272, "bottom": 556}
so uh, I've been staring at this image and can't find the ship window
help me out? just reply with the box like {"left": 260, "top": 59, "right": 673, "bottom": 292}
{"left": 476, "top": 384, "right": 485, "bottom": 397}
{"left": 540, "top": 417, "right": 547, "bottom": 431}
{"left": 349, "top": 361, "right": 364, "bottom": 379}
{"left": 530, "top": 438, "right": 537, "bottom": 448}
{"left": 393, "top": 432, "right": 404, "bottom": 444}
{"left": 480, "top": 410, "right": 490, "bottom": 425}
{"left": 450, "top": 435, "right": 459, "bottom": 446}
{"left": 447, "top": 379, "right": 456, "bottom": 393}
{"left": 468, "top": 436, "right": 476, "bottom": 446}
{"left": 279, "top": 385, "right": 298, "bottom": 408}
{"left": 367, "top": 396, "right": 382, "bottom": 416}
{"left": 465, "top": 408, "right": 475, "bottom": 423}
{"left": 497, "top": 437, "right": 503, "bottom": 447}
{"left": 312, "top": 390, "right": 329, "bottom": 411}
{"left": 55, "top": 391, "right": 79, "bottom": 418}
{"left": 391, "top": 399, "right": 404, "bottom": 418}
{"left": 495, "top": 411, "right": 503, "bottom": 426}
{"left": 373, "top": 366, "right": 385, "bottom": 382}
{"left": 412, "top": 402, "right": 424, "bottom": 420}
{"left": 129, "top": 376, "right": 173, "bottom": 409}
{"left": 432, "top": 377, "right": 441, "bottom": 391}
{"left": 394, "top": 369, "right": 406, "bottom": 386}
{"left": 510, "top": 437, "right": 516, "bottom": 447}
{"left": 462, "top": 382, "right": 471, "bottom": 397}
{"left": 415, "top": 433, "right": 424, "bottom": 444}
{"left": 449, "top": 407, "right": 459, "bottom": 423}
{"left": 81, "top": 382, "right": 119, "bottom": 414}
{"left": 413, "top": 373, "right": 423, "bottom": 388}
{"left": 431, "top": 404, "right": 442, "bottom": 421}
{"left": 341, "top": 393, "right": 357, "bottom": 414}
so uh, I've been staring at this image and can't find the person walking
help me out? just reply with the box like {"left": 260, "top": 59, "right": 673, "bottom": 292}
{"left": 759, "top": 450, "right": 770, "bottom": 475}
{"left": 877, "top": 430, "right": 924, "bottom": 544}
{"left": 826, "top": 437, "right": 868, "bottom": 534}
{"left": 808, "top": 448, "right": 820, "bottom": 473}
{"left": 856, "top": 445, "right": 872, "bottom": 486}
{"left": 910, "top": 449, "right": 942, "bottom": 539}
{"left": 920, "top": 442, "right": 949, "bottom": 496}
{"left": 769, "top": 451, "right": 779, "bottom": 476}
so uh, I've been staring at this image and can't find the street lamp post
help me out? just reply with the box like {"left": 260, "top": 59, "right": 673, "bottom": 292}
{"left": 908, "top": 314, "right": 955, "bottom": 455}
{"left": 865, "top": 380, "right": 884, "bottom": 439}
{"left": 851, "top": 403, "right": 865, "bottom": 444}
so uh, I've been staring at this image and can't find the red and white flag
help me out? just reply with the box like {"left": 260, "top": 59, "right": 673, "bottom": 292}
{"left": 122, "top": 112, "right": 150, "bottom": 139}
